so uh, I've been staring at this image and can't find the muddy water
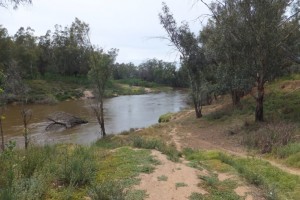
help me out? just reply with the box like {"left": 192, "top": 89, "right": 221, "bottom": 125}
{"left": 2, "top": 91, "right": 187, "bottom": 147}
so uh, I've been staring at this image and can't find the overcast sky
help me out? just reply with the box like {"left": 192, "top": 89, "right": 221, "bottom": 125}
{"left": 0, "top": 0, "right": 211, "bottom": 65}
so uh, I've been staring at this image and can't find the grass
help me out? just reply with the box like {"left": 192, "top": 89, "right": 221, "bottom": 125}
{"left": 205, "top": 74, "right": 300, "bottom": 123}
{"left": 175, "top": 182, "right": 188, "bottom": 189}
{"left": 183, "top": 148, "right": 300, "bottom": 200}
{"left": 219, "top": 153, "right": 300, "bottom": 200}
{"left": 132, "top": 136, "right": 182, "bottom": 162}
{"left": 273, "top": 143, "right": 300, "bottom": 168}
{"left": 96, "top": 147, "right": 159, "bottom": 184}
{"left": 158, "top": 112, "right": 173, "bottom": 123}
{"left": 157, "top": 175, "right": 168, "bottom": 181}
{"left": 0, "top": 142, "right": 160, "bottom": 200}
{"left": 115, "top": 78, "right": 160, "bottom": 88}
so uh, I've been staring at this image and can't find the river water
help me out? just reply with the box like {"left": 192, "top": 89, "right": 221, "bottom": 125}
{"left": 2, "top": 91, "right": 188, "bottom": 147}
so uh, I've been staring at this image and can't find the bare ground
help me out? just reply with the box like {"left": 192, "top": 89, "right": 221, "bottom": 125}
{"left": 134, "top": 96, "right": 300, "bottom": 199}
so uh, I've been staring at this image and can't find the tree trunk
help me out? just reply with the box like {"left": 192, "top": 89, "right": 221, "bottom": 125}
{"left": 0, "top": 119, "right": 4, "bottom": 151}
{"left": 231, "top": 90, "right": 241, "bottom": 107}
{"left": 255, "top": 83, "right": 264, "bottom": 122}
{"left": 193, "top": 99, "right": 202, "bottom": 118}
{"left": 100, "top": 98, "right": 106, "bottom": 136}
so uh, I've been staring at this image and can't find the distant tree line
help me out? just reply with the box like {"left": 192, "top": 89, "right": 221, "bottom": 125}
{"left": 0, "top": 18, "right": 189, "bottom": 87}
{"left": 113, "top": 59, "right": 189, "bottom": 87}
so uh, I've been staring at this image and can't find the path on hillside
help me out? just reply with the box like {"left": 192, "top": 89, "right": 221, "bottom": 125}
{"left": 171, "top": 107, "right": 300, "bottom": 176}
{"left": 135, "top": 150, "right": 261, "bottom": 200}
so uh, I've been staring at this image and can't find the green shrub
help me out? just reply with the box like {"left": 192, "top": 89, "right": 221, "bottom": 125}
{"left": 158, "top": 113, "right": 173, "bottom": 123}
{"left": 89, "top": 181, "right": 126, "bottom": 200}
{"left": 132, "top": 136, "right": 181, "bottom": 162}
{"left": 275, "top": 143, "right": 300, "bottom": 159}
{"left": 56, "top": 146, "right": 96, "bottom": 186}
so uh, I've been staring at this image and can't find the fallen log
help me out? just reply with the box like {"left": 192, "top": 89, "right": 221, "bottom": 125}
{"left": 46, "top": 112, "right": 88, "bottom": 131}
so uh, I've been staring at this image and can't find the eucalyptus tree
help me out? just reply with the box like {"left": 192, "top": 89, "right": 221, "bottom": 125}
{"left": 52, "top": 18, "right": 91, "bottom": 75}
{"left": 13, "top": 27, "right": 38, "bottom": 78}
{"left": 201, "top": 0, "right": 253, "bottom": 106}
{"left": 239, "top": 0, "right": 300, "bottom": 121}
{"left": 201, "top": 0, "right": 300, "bottom": 121}
{"left": 0, "top": 26, "right": 13, "bottom": 70}
{"left": 159, "top": 3, "right": 208, "bottom": 118}
{"left": 112, "top": 62, "right": 138, "bottom": 80}
{"left": 37, "top": 30, "right": 52, "bottom": 76}
{"left": 88, "top": 48, "right": 118, "bottom": 136}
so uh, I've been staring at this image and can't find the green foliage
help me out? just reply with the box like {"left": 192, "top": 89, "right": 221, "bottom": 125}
{"left": 116, "top": 78, "right": 159, "bottom": 88}
{"left": 196, "top": 173, "right": 240, "bottom": 200}
{"left": 189, "top": 193, "right": 205, "bottom": 200}
{"left": 125, "top": 190, "right": 148, "bottom": 200}
{"left": 55, "top": 146, "right": 96, "bottom": 186}
{"left": 183, "top": 148, "right": 300, "bottom": 199}
{"left": 157, "top": 175, "right": 168, "bottom": 181}
{"left": 94, "top": 135, "right": 125, "bottom": 149}
{"left": 273, "top": 142, "right": 300, "bottom": 168}
{"left": 89, "top": 181, "right": 126, "bottom": 200}
{"left": 175, "top": 182, "right": 188, "bottom": 189}
{"left": 158, "top": 112, "right": 173, "bottom": 123}
{"left": 219, "top": 153, "right": 300, "bottom": 199}
{"left": 132, "top": 136, "right": 182, "bottom": 162}
{"left": 96, "top": 147, "right": 158, "bottom": 187}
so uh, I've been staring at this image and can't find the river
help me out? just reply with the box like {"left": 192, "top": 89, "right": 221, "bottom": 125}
{"left": 2, "top": 91, "right": 188, "bottom": 147}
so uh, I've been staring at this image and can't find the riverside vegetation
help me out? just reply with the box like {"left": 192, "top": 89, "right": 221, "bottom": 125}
{"left": 1, "top": 0, "right": 300, "bottom": 199}
{"left": 0, "top": 75, "right": 299, "bottom": 199}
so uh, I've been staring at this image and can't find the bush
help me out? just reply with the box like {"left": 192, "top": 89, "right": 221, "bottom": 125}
{"left": 132, "top": 136, "right": 181, "bottom": 162}
{"left": 89, "top": 181, "right": 126, "bottom": 200}
{"left": 242, "top": 121, "right": 296, "bottom": 153}
{"left": 56, "top": 146, "right": 96, "bottom": 186}
{"left": 158, "top": 113, "right": 173, "bottom": 123}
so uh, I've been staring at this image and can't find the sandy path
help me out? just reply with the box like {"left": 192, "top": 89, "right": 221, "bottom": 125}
{"left": 135, "top": 150, "right": 207, "bottom": 200}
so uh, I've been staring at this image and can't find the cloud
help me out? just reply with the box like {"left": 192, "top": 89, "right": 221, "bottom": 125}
{"left": 0, "top": 0, "right": 210, "bottom": 64}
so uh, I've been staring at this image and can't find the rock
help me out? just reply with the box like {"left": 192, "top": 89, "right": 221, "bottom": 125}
{"left": 82, "top": 90, "right": 95, "bottom": 99}
{"left": 46, "top": 111, "right": 88, "bottom": 131}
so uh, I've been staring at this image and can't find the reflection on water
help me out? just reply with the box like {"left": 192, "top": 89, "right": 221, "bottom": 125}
{"left": 3, "top": 91, "right": 188, "bottom": 147}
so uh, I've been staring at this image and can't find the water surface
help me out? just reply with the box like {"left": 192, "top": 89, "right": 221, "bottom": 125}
{"left": 3, "top": 91, "right": 187, "bottom": 147}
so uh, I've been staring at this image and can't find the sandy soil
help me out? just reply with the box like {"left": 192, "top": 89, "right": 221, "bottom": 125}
{"left": 135, "top": 95, "right": 299, "bottom": 199}
{"left": 135, "top": 150, "right": 208, "bottom": 200}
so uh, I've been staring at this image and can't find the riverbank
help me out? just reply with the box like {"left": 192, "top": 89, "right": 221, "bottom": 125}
{"left": 20, "top": 76, "right": 174, "bottom": 104}
{"left": 1, "top": 74, "right": 299, "bottom": 199}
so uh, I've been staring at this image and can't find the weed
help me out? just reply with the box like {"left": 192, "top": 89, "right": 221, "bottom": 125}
{"left": 56, "top": 146, "right": 96, "bottom": 186}
{"left": 96, "top": 147, "right": 157, "bottom": 187}
{"left": 125, "top": 190, "right": 148, "bottom": 200}
{"left": 175, "top": 182, "right": 188, "bottom": 189}
{"left": 158, "top": 112, "right": 173, "bottom": 123}
{"left": 219, "top": 153, "right": 300, "bottom": 199}
{"left": 274, "top": 142, "right": 300, "bottom": 159}
{"left": 132, "top": 136, "right": 182, "bottom": 162}
{"left": 189, "top": 192, "right": 205, "bottom": 200}
{"left": 241, "top": 121, "right": 296, "bottom": 153}
{"left": 157, "top": 175, "right": 168, "bottom": 181}
{"left": 89, "top": 181, "right": 126, "bottom": 200}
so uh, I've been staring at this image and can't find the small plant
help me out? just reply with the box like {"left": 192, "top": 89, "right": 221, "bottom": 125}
{"left": 158, "top": 113, "right": 173, "bottom": 123}
{"left": 242, "top": 121, "right": 296, "bottom": 153}
{"left": 89, "top": 181, "right": 126, "bottom": 200}
{"left": 132, "top": 136, "right": 181, "bottom": 162}
{"left": 189, "top": 192, "right": 205, "bottom": 200}
{"left": 126, "top": 190, "right": 148, "bottom": 200}
{"left": 175, "top": 182, "right": 188, "bottom": 189}
{"left": 157, "top": 175, "right": 168, "bottom": 181}
{"left": 56, "top": 146, "right": 96, "bottom": 186}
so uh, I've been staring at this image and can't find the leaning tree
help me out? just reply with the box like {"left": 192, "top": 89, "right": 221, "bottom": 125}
{"left": 159, "top": 3, "right": 208, "bottom": 118}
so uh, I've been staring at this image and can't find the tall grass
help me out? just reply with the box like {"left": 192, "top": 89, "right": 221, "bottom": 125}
{"left": 132, "top": 136, "right": 182, "bottom": 162}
